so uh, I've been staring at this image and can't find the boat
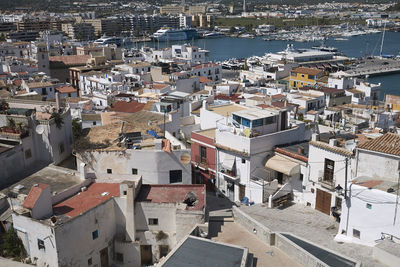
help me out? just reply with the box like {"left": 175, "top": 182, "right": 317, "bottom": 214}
{"left": 153, "top": 28, "right": 198, "bottom": 42}
{"left": 334, "top": 37, "right": 349, "bottom": 41}
{"left": 94, "top": 36, "right": 123, "bottom": 47}
{"left": 239, "top": 33, "right": 255, "bottom": 39}
{"left": 203, "top": 32, "right": 225, "bottom": 39}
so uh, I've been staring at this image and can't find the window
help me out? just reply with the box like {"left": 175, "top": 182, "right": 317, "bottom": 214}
{"left": 252, "top": 119, "right": 263, "bottom": 127}
{"left": 353, "top": 229, "right": 360, "bottom": 239}
{"left": 323, "top": 159, "right": 334, "bottom": 182}
{"left": 41, "top": 88, "right": 47, "bottom": 95}
{"left": 107, "top": 169, "right": 112, "bottom": 174}
{"left": 59, "top": 143, "right": 65, "bottom": 154}
{"left": 366, "top": 203, "right": 372, "bottom": 209}
{"left": 300, "top": 173, "right": 303, "bottom": 181}
{"left": 159, "top": 245, "right": 169, "bottom": 257}
{"left": 241, "top": 158, "right": 246, "bottom": 164}
{"left": 25, "top": 149, "right": 32, "bottom": 159}
{"left": 92, "top": 121, "right": 97, "bottom": 126}
{"left": 92, "top": 230, "right": 99, "bottom": 240}
{"left": 88, "top": 258, "right": 92, "bottom": 265}
{"left": 116, "top": 252, "right": 124, "bottom": 263}
{"left": 37, "top": 239, "right": 45, "bottom": 250}
{"left": 132, "top": 168, "right": 138, "bottom": 175}
{"left": 169, "top": 170, "right": 182, "bottom": 183}
{"left": 301, "top": 74, "right": 305, "bottom": 78}
{"left": 200, "top": 146, "right": 207, "bottom": 163}
{"left": 148, "top": 218, "right": 158, "bottom": 225}
{"left": 264, "top": 116, "right": 276, "bottom": 125}
{"left": 242, "top": 118, "right": 251, "bottom": 127}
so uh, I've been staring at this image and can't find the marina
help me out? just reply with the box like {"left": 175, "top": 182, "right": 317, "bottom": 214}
{"left": 127, "top": 31, "right": 400, "bottom": 98}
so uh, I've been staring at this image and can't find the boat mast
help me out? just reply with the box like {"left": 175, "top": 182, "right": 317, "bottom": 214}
{"left": 380, "top": 22, "right": 386, "bottom": 56}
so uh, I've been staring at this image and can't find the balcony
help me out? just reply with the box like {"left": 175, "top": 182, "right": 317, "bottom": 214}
{"left": 193, "top": 155, "right": 209, "bottom": 170}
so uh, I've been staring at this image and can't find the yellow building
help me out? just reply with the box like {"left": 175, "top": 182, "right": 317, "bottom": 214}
{"left": 188, "top": 5, "right": 206, "bottom": 15}
{"left": 289, "top": 67, "right": 324, "bottom": 89}
{"left": 160, "top": 5, "right": 185, "bottom": 15}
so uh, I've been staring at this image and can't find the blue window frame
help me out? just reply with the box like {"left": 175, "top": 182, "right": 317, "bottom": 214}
{"left": 242, "top": 118, "right": 251, "bottom": 127}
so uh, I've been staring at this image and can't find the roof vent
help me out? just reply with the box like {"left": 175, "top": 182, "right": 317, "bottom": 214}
{"left": 33, "top": 184, "right": 38, "bottom": 187}
{"left": 101, "top": 192, "right": 109, "bottom": 197}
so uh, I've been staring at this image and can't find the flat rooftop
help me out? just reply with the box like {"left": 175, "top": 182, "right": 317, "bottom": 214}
{"left": 194, "top": 128, "right": 216, "bottom": 139}
{"left": 233, "top": 107, "right": 279, "bottom": 120}
{"left": 136, "top": 184, "right": 205, "bottom": 211}
{"left": 162, "top": 236, "right": 246, "bottom": 267}
{"left": 352, "top": 176, "right": 399, "bottom": 195}
{"left": 53, "top": 182, "right": 120, "bottom": 219}
{"left": 208, "top": 103, "right": 246, "bottom": 117}
{"left": 1, "top": 165, "right": 81, "bottom": 196}
{"left": 82, "top": 110, "right": 165, "bottom": 150}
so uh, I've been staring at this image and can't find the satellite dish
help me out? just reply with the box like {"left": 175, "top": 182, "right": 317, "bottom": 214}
{"left": 35, "top": 125, "right": 45, "bottom": 135}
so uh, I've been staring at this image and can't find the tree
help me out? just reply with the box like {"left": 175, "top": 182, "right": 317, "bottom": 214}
{"left": 50, "top": 112, "right": 64, "bottom": 129}
{"left": 7, "top": 118, "right": 16, "bottom": 129}
{"left": 0, "top": 99, "right": 9, "bottom": 113}
{"left": 0, "top": 33, "right": 6, "bottom": 42}
{"left": 72, "top": 118, "right": 82, "bottom": 140}
{"left": 1, "top": 227, "right": 26, "bottom": 259}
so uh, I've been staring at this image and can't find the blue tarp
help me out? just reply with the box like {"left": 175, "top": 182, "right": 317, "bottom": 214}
{"left": 147, "top": 130, "right": 159, "bottom": 138}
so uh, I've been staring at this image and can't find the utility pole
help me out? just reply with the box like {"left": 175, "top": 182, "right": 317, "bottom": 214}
{"left": 393, "top": 166, "right": 400, "bottom": 226}
{"left": 344, "top": 157, "right": 348, "bottom": 199}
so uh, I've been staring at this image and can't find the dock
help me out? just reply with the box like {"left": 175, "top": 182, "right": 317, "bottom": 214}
{"left": 341, "top": 58, "right": 400, "bottom": 77}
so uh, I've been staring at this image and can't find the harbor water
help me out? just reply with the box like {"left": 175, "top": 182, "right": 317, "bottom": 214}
{"left": 134, "top": 31, "right": 400, "bottom": 99}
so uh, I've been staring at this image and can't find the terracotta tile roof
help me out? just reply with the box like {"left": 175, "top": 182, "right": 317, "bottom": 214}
{"left": 310, "top": 141, "right": 353, "bottom": 157}
{"left": 136, "top": 184, "right": 205, "bottom": 211}
{"left": 27, "top": 81, "right": 53, "bottom": 88}
{"left": 108, "top": 100, "right": 145, "bottom": 113}
{"left": 271, "top": 94, "right": 285, "bottom": 99}
{"left": 199, "top": 77, "right": 212, "bottom": 83}
{"left": 152, "top": 83, "right": 169, "bottom": 90}
{"left": 22, "top": 183, "right": 49, "bottom": 209}
{"left": 291, "top": 67, "right": 323, "bottom": 76}
{"left": 56, "top": 86, "right": 76, "bottom": 94}
{"left": 353, "top": 179, "right": 383, "bottom": 189}
{"left": 214, "top": 93, "right": 241, "bottom": 103}
{"left": 191, "top": 63, "right": 219, "bottom": 70}
{"left": 49, "top": 55, "right": 91, "bottom": 66}
{"left": 53, "top": 183, "right": 120, "bottom": 218}
{"left": 357, "top": 133, "right": 400, "bottom": 157}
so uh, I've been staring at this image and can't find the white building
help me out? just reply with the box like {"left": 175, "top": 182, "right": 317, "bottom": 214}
{"left": 199, "top": 101, "right": 309, "bottom": 203}
{"left": 21, "top": 80, "right": 56, "bottom": 100}
{"left": 12, "top": 176, "right": 206, "bottom": 267}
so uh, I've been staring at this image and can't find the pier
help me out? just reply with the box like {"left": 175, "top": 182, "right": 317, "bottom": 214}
{"left": 341, "top": 58, "right": 400, "bottom": 77}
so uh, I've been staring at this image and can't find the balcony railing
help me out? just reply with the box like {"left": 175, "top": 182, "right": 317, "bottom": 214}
{"left": 194, "top": 155, "right": 209, "bottom": 169}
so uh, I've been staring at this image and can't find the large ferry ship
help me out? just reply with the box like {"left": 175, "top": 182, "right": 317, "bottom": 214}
{"left": 94, "top": 36, "right": 123, "bottom": 46}
{"left": 153, "top": 28, "right": 198, "bottom": 42}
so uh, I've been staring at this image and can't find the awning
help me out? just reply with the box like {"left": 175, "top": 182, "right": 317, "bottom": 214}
{"left": 265, "top": 155, "right": 300, "bottom": 176}
{"left": 221, "top": 154, "right": 235, "bottom": 170}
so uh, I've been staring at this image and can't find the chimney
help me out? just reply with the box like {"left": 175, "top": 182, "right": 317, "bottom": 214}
{"left": 55, "top": 92, "right": 61, "bottom": 111}
{"left": 123, "top": 181, "right": 136, "bottom": 242}
{"left": 311, "top": 133, "right": 320, "bottom": 141}
{"left": 80, "top": 162, "right": 87, "bottom": 181}
{"left": 329, "top": 138, "right": 338, "bottom": 147}
{"left": 202, "top": 100, "right": 208, "bottom": 110}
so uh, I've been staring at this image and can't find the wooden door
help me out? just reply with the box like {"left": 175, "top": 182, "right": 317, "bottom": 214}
{"left": 239, "top": 184, "right": 246, "bottom": 201}
{"left": 141, "top": 245, "right": 152, "bottom": 265}
{"left": 315, "top": 189, "right": 332, "bottom": 215}
{"left": 100, "top": 247, "right": 109, "bottom": 267}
